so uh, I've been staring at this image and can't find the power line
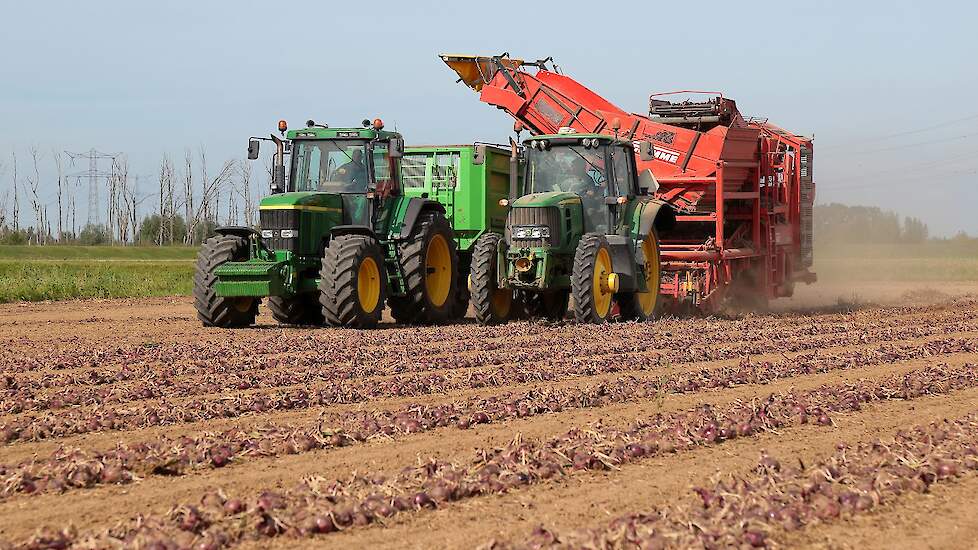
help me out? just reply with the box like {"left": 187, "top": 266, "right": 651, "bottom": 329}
{"left": 820, "top": 133, "right": 974, "bottom": 157}
{"left": 819, "top": 112, "right": 978, "bottom": 151}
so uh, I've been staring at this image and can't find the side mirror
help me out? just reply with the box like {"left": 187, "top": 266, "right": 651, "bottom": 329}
{"left": 247, "top": 139, "right": 260, "bottom": 160}
{"left": 389, "top": 137, "right": 404, "bottom": 158}
{"left": 638, "top": 168, "right": 660, "bottom": 194}
{"left": 638, "top": 141, "right": 655, "bottom": 162}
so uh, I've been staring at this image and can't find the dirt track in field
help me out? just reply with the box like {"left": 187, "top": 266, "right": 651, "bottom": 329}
{"left": 2, "top": 285, "right": 978, "bottom": 549}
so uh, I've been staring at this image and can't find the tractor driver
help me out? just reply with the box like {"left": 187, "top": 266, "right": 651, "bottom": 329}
{"left": 563, "top": 153, "right": 608, "bottom": 230}
{"left": 334, "top": 149, "right": 368, "bottom": 190}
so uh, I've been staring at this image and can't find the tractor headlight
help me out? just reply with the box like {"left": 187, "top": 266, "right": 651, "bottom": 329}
{"left": 280, "top": 229, "right": 297, "bottom": 238}
{"left": 513, "top": 225, "right": 550, "bottom": 239}
{"left": 261, "top": 230, "right": 273, "bottom": 239}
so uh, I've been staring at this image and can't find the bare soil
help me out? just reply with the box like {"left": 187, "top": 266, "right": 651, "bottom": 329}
{"left": 1, "top": 291, "right": 977, "bottom": 549}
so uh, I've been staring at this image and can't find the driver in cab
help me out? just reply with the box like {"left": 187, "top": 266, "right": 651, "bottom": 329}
{"left": 334, "top": 149, "right": 367, "bottom": 189}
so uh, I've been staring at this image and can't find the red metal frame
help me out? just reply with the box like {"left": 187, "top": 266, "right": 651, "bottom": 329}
{"left": 447, "top": 57, "right": 815, "bottom": 309}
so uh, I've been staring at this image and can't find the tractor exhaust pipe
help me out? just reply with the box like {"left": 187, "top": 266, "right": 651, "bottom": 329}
{"left": 270, "top": 134, "right": 286, "bottom": 194}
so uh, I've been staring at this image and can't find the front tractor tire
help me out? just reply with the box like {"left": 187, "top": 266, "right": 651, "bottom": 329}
{"left": 319, "top": 235, "right": 386, "bottom": 329}
{"left": 267, "top": 295, "right": 324, "bottom": 326}
{"left": 193, "top": 235, "right": 259, "bottom": 328}
{"left": 388, "top": 210, "right": 459, "bottom": 325}
{"left": 617, "top": 231, "right": 664, "bottom": 322}
{"left": 471, "top": 233, "right": 515, "bottom": 325}
{"left": 572, "top": 234, "right": 617, "bottom": 324}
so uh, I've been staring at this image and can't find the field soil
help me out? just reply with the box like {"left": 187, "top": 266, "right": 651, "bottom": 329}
{"left": 1, "top": 286, "right": 978, "bottom": 549}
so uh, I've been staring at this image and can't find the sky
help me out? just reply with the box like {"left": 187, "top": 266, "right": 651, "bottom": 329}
{"left": 0, "top": 0, "right": 976, "bottom": 236}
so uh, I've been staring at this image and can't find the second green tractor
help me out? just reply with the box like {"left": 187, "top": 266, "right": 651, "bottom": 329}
{"left": 469, "top": 128, "right": 675, "bottom": 325}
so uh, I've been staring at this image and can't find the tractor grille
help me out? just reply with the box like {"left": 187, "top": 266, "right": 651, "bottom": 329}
{"left": 507, "top": 206, "right": 561, "bottom": 248}
{"left": 259, "top": 209, "right": 300, "bottom": 253}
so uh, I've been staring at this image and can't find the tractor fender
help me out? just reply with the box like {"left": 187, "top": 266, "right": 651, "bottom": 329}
{"left": 398, "top": 198, "right": 447, "bottom": 239}
{"left": 215, "top": 226, "right": 260, "bottom": 239}
{"left": 636, "top": 199, "right": 676, "bottom": 238}
{"left": 329, "top": 225, "right": 376, "bottom": 239}
{"left": 605, "top": 235, "right": 638, "bottom": 293}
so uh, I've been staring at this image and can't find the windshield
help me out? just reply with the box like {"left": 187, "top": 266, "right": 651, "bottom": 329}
{"left": 291, "top": 139, "right": 370, "bottom": 193}
{"left": 525, "top": 146, "right": 608, "bottom": 197}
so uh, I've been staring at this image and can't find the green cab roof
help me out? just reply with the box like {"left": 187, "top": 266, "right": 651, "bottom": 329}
{"left": 286, "top": 126, "right": 401, "bottom": 140}
{"left": 523, "top": 132, "right": 631, "bottom": 147}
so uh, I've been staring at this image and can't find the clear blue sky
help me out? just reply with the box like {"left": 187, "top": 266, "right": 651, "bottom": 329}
{"left": 1, "top": 0, "right": 975, "bottom": 235}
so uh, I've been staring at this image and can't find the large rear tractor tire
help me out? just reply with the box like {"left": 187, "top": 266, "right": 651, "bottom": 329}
{"left": 319, "top": 235, "right": 386, "bottom": 328}
{"left": 471, "top": 233, "right": 515, "bottom": 325}
{"left": 388, "top": 210, "right": 459, "bottom": 325}
{"left": 521, "top": 290, "right": 569, "bottom": 322}
{"left": 572, "top": 234, "right": 616, "bottom": 324}
{"left": 267, "top": 295, "right": 324, "bottom": 326}
{"left": 618, "top": 231, "right": 664, "bottom": 322}
{"left": 193, "top": 235, "right": 259, "bottom": 328}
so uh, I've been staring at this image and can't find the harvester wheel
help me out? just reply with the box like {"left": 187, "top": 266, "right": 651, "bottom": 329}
{"left": 319, "top": 235, "right": 386, "bottom": 328}
{"left": 470, "top": 232, "right": 514, "bottom": 325}
{"left": 388, "top": 210, "right": 459, "bottom": 325}
{"left": 521, "top": 290, "right": 569, "bottom": 321}
{"left": 618, "top": 230, "right": 664, "bottom": 322}
{"left": 572, "top": 234, "right": 616, "bottom": 324}
{"left": 267, "top": 295, "right": 324, "bottom": 326}
{"left": 193, "top": 235, "right": 259, "bottom": 328}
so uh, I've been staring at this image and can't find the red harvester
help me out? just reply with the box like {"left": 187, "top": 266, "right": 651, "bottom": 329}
{"left": 443, "top": 54, "right": 816, "bottom": 312}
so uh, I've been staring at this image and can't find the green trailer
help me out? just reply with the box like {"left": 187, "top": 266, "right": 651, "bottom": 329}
{"left": 401, "top": 144, "right": 513, "bottom": 314}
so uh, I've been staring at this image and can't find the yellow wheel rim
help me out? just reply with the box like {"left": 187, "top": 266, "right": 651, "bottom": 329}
{"left": 357, "top": 256, "right": 381, "bottom": 313}
{"left": 591, "top": 247, "right": 613, "bottom": 318}
{"left": 491, "top": 288, "right": 512, "bottom": 318}
{"left": 637, "top": 234, "right": 661, "bottom": 316}
{"left": 425, "top": 233, "right": 452, "bottom": 307}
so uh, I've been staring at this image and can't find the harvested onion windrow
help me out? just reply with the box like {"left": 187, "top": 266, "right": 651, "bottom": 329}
{"left": 3, "top": 333, "right": 976, "bottom": 447}
{"left": 5, "top": 300, "right": 975, "bottom": 406}
{"left": 15, "top": 364, "right": 978, "bottom": 548}
{"left": 497, "top": 412, "right": 978, "bottom": 549}
{"left": 3, "top": 340, "right": 978, "bottom": 502}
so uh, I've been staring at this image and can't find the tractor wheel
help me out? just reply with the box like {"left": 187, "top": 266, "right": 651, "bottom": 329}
{"left": 388, "top": 210, "right": 459, "bottom": 325}
{"left": 319, "top": 235, "right": 386, "bottom": 328}
{"left": 193, "top": 234, "right": 259, "bottom": 328}
{"left": 521, "top": 290, "right": 569, "bottom": 321}
{"left": 572, "top": 234, "right": 617, "bottom": 324}
{"left": 267, "top": 295, "right": 324, "bottom": 326}
{"left": 470, "top": 233, "right": 514, "bottom": 325}
{"left": 618, "top": 231, "right": 664, "bottom": 322}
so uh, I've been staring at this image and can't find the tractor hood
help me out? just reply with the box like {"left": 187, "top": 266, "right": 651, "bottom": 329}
{"left": 259, "top": 192, "right": 343, "bottom": 213}
{"left": 512, "top": 192, "right": 582, "bottom": 208}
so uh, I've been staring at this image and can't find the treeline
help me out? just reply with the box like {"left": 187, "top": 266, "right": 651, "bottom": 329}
{"left": 815, "top": 203, "right": 933, "bottom": 245}
{"left": 0, "top": 147, "right": 262, "bottom": 246}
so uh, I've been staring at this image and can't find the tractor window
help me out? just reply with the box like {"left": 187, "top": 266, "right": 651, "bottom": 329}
{"left": 610, "top": 147, "right": 634, "bottom": 196}
{"left": 525, "top": 146, "right": 608, "bottom": 197}
{"left": 401, "top": 153, "right": 428, "bottom": 189}
{"left": 372, "top": 143, "right": 390, "bottom": 181}
{"left": 291, "top": 140, "right": 369, "bottom": 193}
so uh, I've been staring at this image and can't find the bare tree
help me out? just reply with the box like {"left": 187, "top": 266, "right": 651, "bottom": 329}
{"left": 157, "top": 154, "right": 176, "bottom": 245}
{"left": 183, "top": 149, "right": 194, "bottom": 243}
{"left": 185, "top": 149, "right": 234, "bottom": 245}
{"left": 52, "top": 148, "right": 64, "bottom": 241}
{"left": 236, "top": 159, "right": 255, "bottom": 227}
{"left": 10, "top": 151, "right": 18, "bottom": 232}
{"left": 26, "top": 146, "right": 43, "bottom": 244}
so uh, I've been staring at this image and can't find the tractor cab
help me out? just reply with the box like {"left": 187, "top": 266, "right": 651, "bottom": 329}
{"left": 519, "top": 131, "right": 640, "bottom": 235}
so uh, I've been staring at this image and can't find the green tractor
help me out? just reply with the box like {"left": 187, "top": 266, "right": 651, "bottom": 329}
{"left": 469, "top": 126, "right": 675, "bottom": 324}
{"left": 193, "top": 119, "right": 460, "bottom": 329}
